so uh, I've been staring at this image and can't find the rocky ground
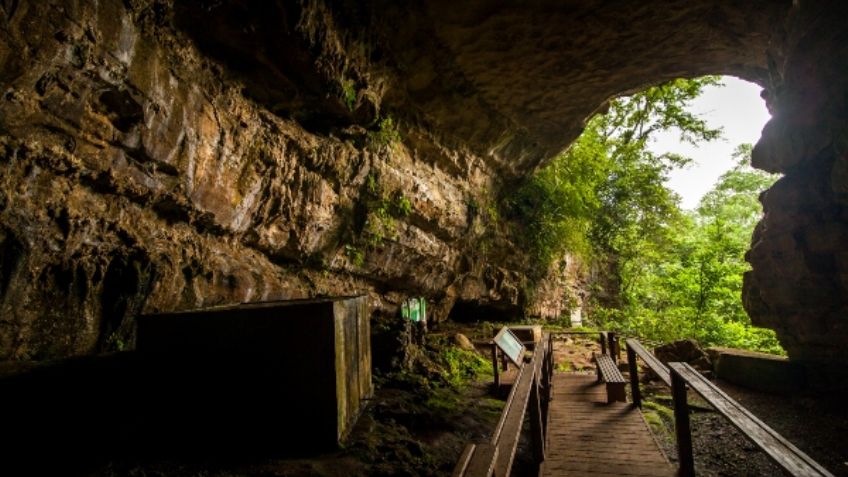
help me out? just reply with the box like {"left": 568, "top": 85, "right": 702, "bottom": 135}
{"left": 642, "top": 381, "right": 848, "bottom": 476}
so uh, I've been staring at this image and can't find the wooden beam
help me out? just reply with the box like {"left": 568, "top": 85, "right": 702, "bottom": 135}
{"left": 626, "top": 342, "right": 642, "bottom": 408}
{"left": 625, "top": 338, "right": 671, "bottom": 387}
{"left": 451, "top": 443, "right": 476, "bottom": 477}
{"left": 670, "top": 365, "right": 695, "bottom": 477}
{"left": 491, "top": 344, "right": 500, "bottom": 389}
{"left": 529, "top": 376, "right": 545, "bottom": 464}
{"left": 492, "top": 350, "right": 540, "bottom": 476}
{"left": 607, "top": 332, "right": 619, "bottom": 364}
{"left": 464, "top": 443, "right": 498, "bottom": 477}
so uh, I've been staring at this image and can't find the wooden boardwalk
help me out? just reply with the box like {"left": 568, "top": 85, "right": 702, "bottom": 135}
{"left": 540, "top": 373, "right": 674, "bottom": 477}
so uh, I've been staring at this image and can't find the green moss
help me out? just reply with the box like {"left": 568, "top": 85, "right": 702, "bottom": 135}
{"left": 642, "top": 400, "right": 675, "bottom": 424}
{"left": 345, "top": 244, "right": 365, "bottom": 267}
{"left": 556, "top": 361, "right": 572, "bottom": 372}
{"left": 435, "top": 346, "right": 491, "bottom": 388}
{"left": 368, "top": 116, "right": 402, "bottom": 149}
{"left": 643, "top": 409, "right": 666, "bottom": 435}
{"left": 358, "top": 173, "right": 415, "bottom": 249}
{"left": 424, "top": 386, "right": 462, "bottom": 414}
{"left": 341, "top": 78, "right": 357, "bottom": 111}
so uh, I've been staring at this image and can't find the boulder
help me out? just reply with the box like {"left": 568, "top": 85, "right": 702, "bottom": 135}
{"left": 454, "top": 333, "right": 476, "bottom": 351}
{"left": 655, "top": 339, "right": 712, "bottom": 372}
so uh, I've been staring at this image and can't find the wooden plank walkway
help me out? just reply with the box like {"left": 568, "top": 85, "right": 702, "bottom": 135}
{"left": 540, "top": 373, "right": 674, "bottom": 477}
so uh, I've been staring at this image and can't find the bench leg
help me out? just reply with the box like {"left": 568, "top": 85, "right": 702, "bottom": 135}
{"left": 607, "top": 383, "right": 627, "bottom": 403}
{"left": 593, "top": 353, "right": 602, "bottom": 382}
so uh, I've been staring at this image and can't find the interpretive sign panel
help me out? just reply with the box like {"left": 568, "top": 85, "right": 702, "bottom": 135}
{"left": 401, "top": 298, "right": 427, "bottom": 323}
{"left": 493, "top": 327, "right": 525, "bottom": 366}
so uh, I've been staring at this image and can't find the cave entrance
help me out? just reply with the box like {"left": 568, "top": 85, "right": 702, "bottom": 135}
{"left": 520, "top": 75, "right": 783, "bottom": 355}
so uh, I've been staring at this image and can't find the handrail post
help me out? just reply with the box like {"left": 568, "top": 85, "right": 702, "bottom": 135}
{"left": 626, "top": 342, "right": 641, "bottom": 408}
{"left": 529, "top": 371, "right": 545, "bottom": 464}
{"left": 542, "top": 335, "right": 552, "bottom": 434}
{"left": 491, "top": 344, "right": 500, "bottom": 389}
{"left": 671, "top": 366, "right": 695, "bottom": 477}
{"left": 614, "top": 333, "right": 621, "bottom": 362}
{"left": 608, "top": 332, "right": 618, "bottom": 364}
{"left": 599, "top": 331, "right": 608, "bottom": 355}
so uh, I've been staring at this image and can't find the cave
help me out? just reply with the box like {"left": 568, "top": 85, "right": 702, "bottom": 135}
{"left": 1, "top": 0, "right": 847, "bottom": 471}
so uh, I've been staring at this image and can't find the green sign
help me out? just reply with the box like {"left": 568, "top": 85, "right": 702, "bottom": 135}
{"left": 401, "top": 298, "right": 427, "bottom": 323}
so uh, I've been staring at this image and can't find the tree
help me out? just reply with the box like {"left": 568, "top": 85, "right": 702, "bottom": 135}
{"left": 511, "top": 77, "right": 784, "bottom": 354}
{"left": 508, "top": 77, "right": 723, "bottom": 281}
{"left": 598, "top": 143, "right": 782, "bottom": 353}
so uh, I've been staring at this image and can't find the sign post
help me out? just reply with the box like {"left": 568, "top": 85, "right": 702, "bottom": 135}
{"left": 493, "top": 327, "right": 525, "bottom": 366}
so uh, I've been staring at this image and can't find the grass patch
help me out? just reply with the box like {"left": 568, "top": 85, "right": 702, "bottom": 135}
{"left": 433, "top": 346, "right": 492, "bottom": 388}
{"left": 643, "top": 400, "right": 675, "bottom": 424}
{"left": 556, "top": 361, "right": 573, "bottom": 372}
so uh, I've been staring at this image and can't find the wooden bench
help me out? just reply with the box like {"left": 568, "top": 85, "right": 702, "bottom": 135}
{"left": 594, "top": 353, "right": 627, "bottom": 403}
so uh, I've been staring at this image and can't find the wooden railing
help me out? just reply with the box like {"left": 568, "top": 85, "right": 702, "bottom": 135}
{"left": 625, "top": 338, "right": 671, "bottom": 408}
{"left": 626, "top": 338, "right": 835, "bottom": 477}
{"left": 452, "top": 333, "right": 553, "bottom": 477}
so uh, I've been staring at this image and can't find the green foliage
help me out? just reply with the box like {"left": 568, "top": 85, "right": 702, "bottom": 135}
{"left": 555, "top": 361, "right": 573, "bottom": 372}
{"left": 591, "top": 144, "right": 783, "bottom": 354}
{"left": 513, "top": 76, "right": 784, "bottom": 354}
{"left": 507, "top": 77, "right": 722, "bottom": 276}
{"left": 369, "top": 116, "right": 402, "bottom": 149}
{"left": 105, "top": 334, "right": 126, "bottom": 352}
{"left": 356, "top": 173, "right": 416, "bottom": 251}
{"left": 434, "top": 346, "right": 491, "bottom": 388}
{"left": 341, "top": 78, "right": 357, "bottom": 111}
{"left": 393, "top": 192, "right": 413, "bottom": 217}
{"left": 345, "top": 244, "right": 365, "bottom": 267}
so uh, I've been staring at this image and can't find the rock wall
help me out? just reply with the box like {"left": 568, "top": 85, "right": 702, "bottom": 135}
{"left": 744, "top": 0, "right": 848, "bottom": 386}
{"left": 1, "top": 0, "right": 847, "bottom": 381}
{"left": 0, "top": 0, "right": 529, "bottom": 359}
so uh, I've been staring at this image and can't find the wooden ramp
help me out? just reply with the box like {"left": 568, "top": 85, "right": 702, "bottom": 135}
{"left": 540, "top": 373, "right": 674, "bottom": 477}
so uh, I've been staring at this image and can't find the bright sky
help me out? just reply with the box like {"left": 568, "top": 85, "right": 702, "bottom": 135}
{"left": 649, "top": 76, "right": 772, "bottom": 210}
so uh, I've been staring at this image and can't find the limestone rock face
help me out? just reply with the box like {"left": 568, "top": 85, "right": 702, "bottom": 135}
{"left": 0, "top": 0, "right": 534, "bottom": 359}
{"left": 0, "top": 0, "right": 847, "bottom": 382}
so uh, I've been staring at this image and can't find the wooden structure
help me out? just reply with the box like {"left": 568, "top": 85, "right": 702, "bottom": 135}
{"left": 625, "top": 337, "right": 671, "bottom": 408}
{"left": 627, "top": 338, "right": 835, "bottom": 477}
{"left": 594, "top": 353, "right": 627, "bottom": 403}
{"left": 137, "top": 296, "right": 371, "bottom": 450}
{"left": 540, "top": 373, "right": 673, "bottom": 476}
{"left": 670, "top": 362, "right": 834, "bottom": 477}
{"left": 454, "top": 331, "right": 552, "bottom": 477}
{"left": 454, "top": 331, "right": 836, "bottom": 477}
{"left": 490, "top": 327, "right": 526, "bottom": 391}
